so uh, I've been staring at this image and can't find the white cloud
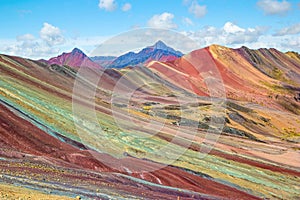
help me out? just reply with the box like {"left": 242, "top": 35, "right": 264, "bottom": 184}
{"left": 284, "top": 36, "right": 300, "bottom": 50}
{"left": 1, "top": 23, "right": 66, "bottom": 59}
{"left": 181, "top": 22, "right": 300, "bottom": 52}
{"left": 275, "top": 23, "right": 300, "bottom": 36}
{"left": 3, "top": 40, "right": 60, "bottom": 59}
{"left": 1, "top": 33, "right": 113, "bottom": 59}
{"left": 223, "top": 22, "right": 245, "bottom": 34}
{"left": 257, "top": 0, "right": 291, "bottom": 15}
{"left": 182, "top": 17, "right": 194, "bottom": 26}
{"left": 2, "top": 21, "right": 299, "bottom": 60}
{"left": 89, "top": 28, "right": 200, "bottom": 56}
{"left": 243, "top": 35, "right": 300, "bottom": 52}
{"left": 189, "top": 1, "right": 207, "bottom": 18}
{"left": 147, "top": 12, "right": 177, "bottom": 29}
{"left": 40, "top": 23, "right": 65, "bottom": 46}
{"left": 122, "top": 3, "right": 131, "bottom": 11}
{"left": 17, "top": 34, "right": 35, "bottom": 41}
{"left": 183, "top": 22, "right": 266, "bottom": 46}
{"left": 98, "top": 0, "right": 117, "bottom": 11}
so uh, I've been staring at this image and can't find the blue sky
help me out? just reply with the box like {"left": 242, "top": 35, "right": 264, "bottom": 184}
{"left": 0, "top": 0, "right": 300, "bottom": 59}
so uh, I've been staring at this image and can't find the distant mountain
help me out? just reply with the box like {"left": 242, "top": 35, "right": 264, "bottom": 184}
{"left": 46, "top": 48, "right": 101, "bottom": 68}
{"left": 152, "top": 40, "right": 183, "bottom": 56}
{"left": 107, "top": 40, "right": 183, "bottom": 68}
{"left": 90, "top": 56, "right": 117, "bottom": 68}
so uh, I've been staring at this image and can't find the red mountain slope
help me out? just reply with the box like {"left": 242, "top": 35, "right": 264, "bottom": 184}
{"left": 47, "top": 48, "right": 102, "bottom": 68}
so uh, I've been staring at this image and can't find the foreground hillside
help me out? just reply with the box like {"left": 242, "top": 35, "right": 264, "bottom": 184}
{"left": 0, "top": 44, "right": 300, "bottom": 199}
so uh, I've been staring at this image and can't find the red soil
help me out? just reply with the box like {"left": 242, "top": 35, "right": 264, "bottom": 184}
{"left": 0, "top": 103, "right": 261, "bottom": 199}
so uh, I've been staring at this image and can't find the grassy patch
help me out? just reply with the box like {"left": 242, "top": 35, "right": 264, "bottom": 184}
{"left": 270, "top": 67, "right": 284, "bottom": 80}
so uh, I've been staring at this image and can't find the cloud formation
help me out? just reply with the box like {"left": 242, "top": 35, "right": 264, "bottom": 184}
{"left": 3, "top": 23, "right": 65, "bottom": 59}
{"left": 223, "top": 22, "right": 246, "bottom": 34}
{"left": 122, "top": 3, "right": 131, "bottom": 11}
{"left": 147, "top": 12, "right": 177, "bottom": 29}
{"left": 275, "top": 23, "right": 300, "bottom": 36}
{"left": 4, "top": 41, "right": 59, "bottom": 59}
{"left": 189, "top": 1, "right": 207, "bottom": 18}
{"left": 257, "top": 0, "right": 291, "bottom": 15}
{"left": 40, "top": 23, "right": 65, "bottom": 46}
{"left": 98, "top": 0, "right": 117, "bottom": 11}
{"left": 17, "top": 34, "right": 35, "bottom": 41}
{"left": 184, "top": 22, "right": 266, "bottom": 46}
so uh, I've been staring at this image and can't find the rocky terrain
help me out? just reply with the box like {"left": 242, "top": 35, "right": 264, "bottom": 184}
{"left": 0, "top": 43, "right": 299, "bottom": 199}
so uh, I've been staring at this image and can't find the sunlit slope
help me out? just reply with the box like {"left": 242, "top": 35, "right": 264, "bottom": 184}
{"left": 286, "top": 51, "right": 300, "bottom": 63}
{"left": 148, "top": 45, "right": 300, "bottom": 113}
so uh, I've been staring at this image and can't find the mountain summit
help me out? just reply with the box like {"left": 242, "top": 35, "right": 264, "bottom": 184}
{"left": 46, "top": 48, "right": 101, "bottom": 68}
{"left": 71, "top": 48, "right": 85, "bottom": 55}
{"left": 152, "top": 40, "right": 168, "bottom": 49}
{"left": 150, "top": 40, "right": 183, "bottom": 56}
{"left": 106, "top": 40, "right": 183, "bottom": 68}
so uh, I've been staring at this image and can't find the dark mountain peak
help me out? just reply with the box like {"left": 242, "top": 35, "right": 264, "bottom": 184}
{"left": 71, "top": 48, "right": 85, "bottom": 55}
{"left": 148, "top": 40, "right": 183, "bottom": 56}
{"left": 240, "top": 46, "right": 249, "bottom": 50}
{"left": 152, "top": 40, "right": 168, "bottom": 50}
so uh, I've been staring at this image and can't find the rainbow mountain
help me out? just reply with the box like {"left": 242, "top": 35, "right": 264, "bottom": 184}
{"left": 0, "top": 42, "right": 300, "bottom": 199}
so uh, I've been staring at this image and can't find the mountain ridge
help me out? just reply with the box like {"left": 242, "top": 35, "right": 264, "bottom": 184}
{"left": 46, "top": 48, "right": 102, "bottom": 68}
{"left": 43, "top": 42, "right": 300, "bottom": 70}
{"left": 147, "top": 43, "right": 300, "bottom": 109}
{"left": 104, "top": 40, "right": 184, "bottom": 68}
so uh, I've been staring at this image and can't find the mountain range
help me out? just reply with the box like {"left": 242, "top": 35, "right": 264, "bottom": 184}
{"left": 0, "top": 41, "right": 300, "bottom": 199}
{"left": 44, "top": 40, "right": 183, "bottom": 69}
{"left": 44, "top": 41, "right": 300, "bottom": 107}
{"left": 104, "top": 40, "right": 183, "bottom": 68}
